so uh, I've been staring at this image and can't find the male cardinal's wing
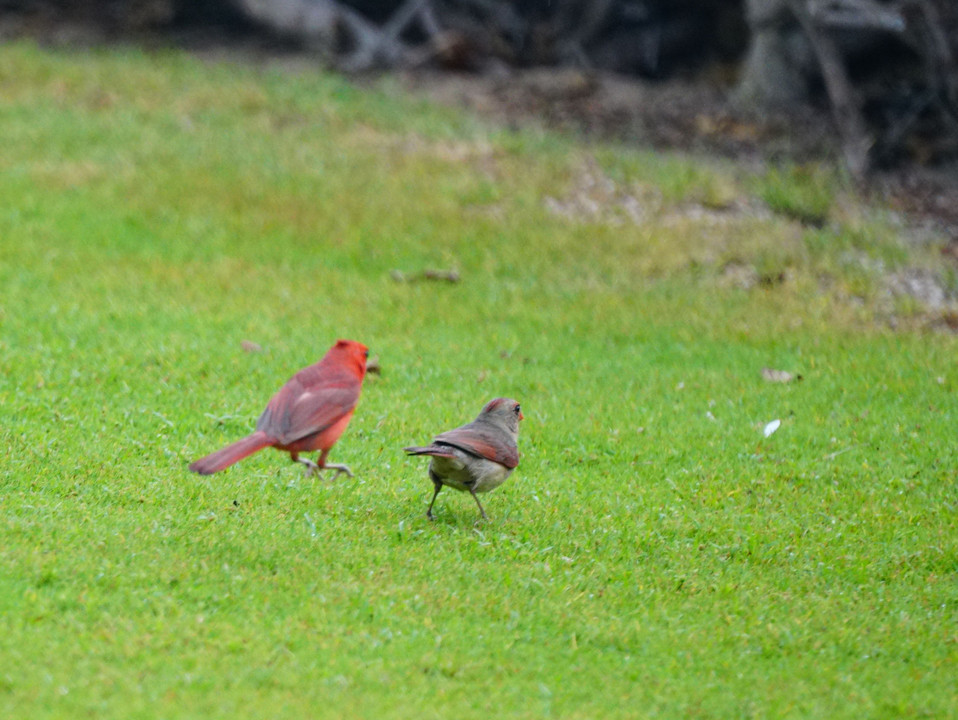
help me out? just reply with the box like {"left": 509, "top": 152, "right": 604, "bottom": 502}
{"left": 257, "top": 368, "right": 361, "bottom": 444}
{"left": 433, "top": 423, "right": 519, "bottom": 469}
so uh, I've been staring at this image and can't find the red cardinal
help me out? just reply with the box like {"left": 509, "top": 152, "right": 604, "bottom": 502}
{"left": 189, "top": 339, "right": 369, "bottom": 478}
{"left": 405, "top": 398, "right": 523, "bottom": 520}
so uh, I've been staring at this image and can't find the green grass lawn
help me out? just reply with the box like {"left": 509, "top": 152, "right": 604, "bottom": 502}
{"left": 1, "top": 42, "right": 956, "bottom": 718}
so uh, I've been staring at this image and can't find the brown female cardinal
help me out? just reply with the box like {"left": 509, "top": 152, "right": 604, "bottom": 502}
{"left": 189, "top": 339, "right": 369, "bottom": 478}
{"left": 404, "top": 398, "right": 523, "bottom": 520}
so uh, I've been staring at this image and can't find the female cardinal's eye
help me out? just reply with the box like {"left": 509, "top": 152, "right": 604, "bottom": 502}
{"left": 514, "top": 404, "right": 521, "bottom": 415}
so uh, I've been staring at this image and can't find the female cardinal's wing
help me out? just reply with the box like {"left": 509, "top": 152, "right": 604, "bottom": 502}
{"left": 257, "top": 367, "right": 361, "bottom": 444}
{"left": 433, "top": 423, "right": 519, "bottom": 469}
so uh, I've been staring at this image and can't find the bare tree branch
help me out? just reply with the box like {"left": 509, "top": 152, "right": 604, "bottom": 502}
{"left": 808, "top": 0, "right": 905, "bottom": 31}
{"left": 906, "top": 0, "right": 958, "bottom": 120}
{"left": 790, "top": 0, "right": 872, "bottom": 178}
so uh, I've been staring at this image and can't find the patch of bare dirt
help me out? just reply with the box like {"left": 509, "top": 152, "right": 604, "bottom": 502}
{"left": 401, "top": 68, "right": 832, "bottom": 163}
{"left": 4, "top": 11, "right": 956, "bottom": 327}
{"left": 538, "top": 156, "right": 768, "bottom": 229}
{"left": 4, "top": 8, "right": 955, "bottom": 238}
{"left": 401, "top": 66, "right": 958, "bottom": 329}
{"left": 398, "top": 67, "right": 958, "bottom": 241}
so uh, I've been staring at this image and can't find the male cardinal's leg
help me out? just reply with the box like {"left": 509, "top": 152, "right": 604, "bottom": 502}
{"left": 290, "top": 450, "right": 352, "bottom": 479}
{"left": 426, "top": 469, "right": 443, "bottom": 520}
{"left": 315, "top": 448, "right": 353, "bottom": 480}
{"left": 321, "top": 463, "right": 353, "bottom": 479}
{"left": 468, "top": 488, "right": 489, "bottom": 521}
{"left": 290, "top": 452, "right": 321, "bottom": 477}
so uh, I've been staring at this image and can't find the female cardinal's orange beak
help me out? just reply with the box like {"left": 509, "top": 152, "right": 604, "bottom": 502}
{"left": 519, "top": 410, "right": 524, "bottom": 421}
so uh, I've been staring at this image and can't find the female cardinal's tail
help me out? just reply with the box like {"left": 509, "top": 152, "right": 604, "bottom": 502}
{"left": 189, "top": 431, "right": 273, "bottom": 475}
{"left": 403, "top": 444, "right": 457, "bottom": 459}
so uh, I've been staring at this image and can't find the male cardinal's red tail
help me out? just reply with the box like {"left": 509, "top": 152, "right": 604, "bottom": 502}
{"left": 189, "top": 431, "right": 273, "bottom": 475}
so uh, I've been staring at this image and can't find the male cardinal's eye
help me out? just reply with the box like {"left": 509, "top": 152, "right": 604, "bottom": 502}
{"left": 363, "top": 350, "right": 369, "bottom": 358}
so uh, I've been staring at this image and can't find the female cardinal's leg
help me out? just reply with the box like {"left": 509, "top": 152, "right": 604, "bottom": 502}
{"left": 468, "top": 488, "right": 489, "bottom": 521}
{"left": 426, "top": 469, "right": 443, "bottom": 520}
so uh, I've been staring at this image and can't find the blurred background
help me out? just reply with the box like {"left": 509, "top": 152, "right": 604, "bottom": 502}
{"left": 3, "top": 0, "right": 956, "bottom": 230}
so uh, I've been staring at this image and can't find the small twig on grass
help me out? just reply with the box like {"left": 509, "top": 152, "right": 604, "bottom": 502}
{"left": 390, "top": 268, "right": 461, "bottom": 283}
